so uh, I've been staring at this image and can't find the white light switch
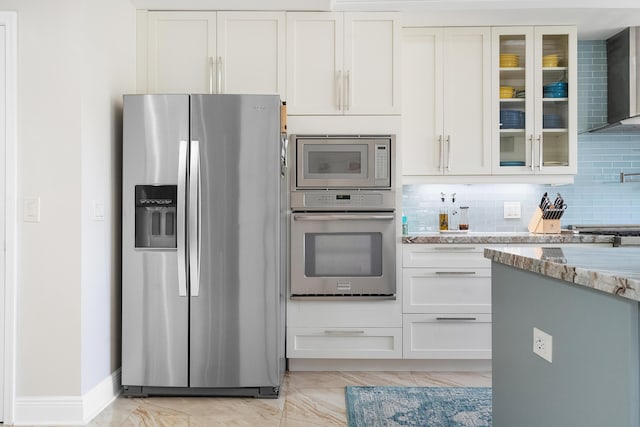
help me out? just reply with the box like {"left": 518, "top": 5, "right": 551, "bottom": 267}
{"left": 93, "top": 201, "right": 105, "bottom": 221}
{"left": 23, "top": 197, "right": 41, "bottom": 223}
{"left": 504, "top": 201, "right": 521, "bottom": 219}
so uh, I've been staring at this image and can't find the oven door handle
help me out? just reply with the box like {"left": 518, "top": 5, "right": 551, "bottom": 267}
{"left": 293, "top": 214, "right": 395, "bottom": 221}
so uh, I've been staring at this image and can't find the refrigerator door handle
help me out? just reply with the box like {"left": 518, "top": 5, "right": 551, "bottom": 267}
{"left": 189, "top": 140, "right": 201, "bottom": 297}
{"left": 177, "top": 140, "right": 188, "bottom": 297}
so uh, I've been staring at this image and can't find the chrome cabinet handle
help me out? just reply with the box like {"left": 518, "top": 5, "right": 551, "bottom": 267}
{"left": 433, "top": 246, "right": 477, "bottom": 251}
{"left": 438, "top": 135, "right": 443, "bottom": 172}
{"left": 345, "top": 70, "right": 351, "bottom": 111}
{"left": 529, "top": 134, "right": 534, "bottom": 171}
{"left": 434, "top": 271, "right": 477, "bottom": 275}
{"left": 435, "top": 317, "right": 477, "bottom": 321}
{"left": 336, "top": 70, "right": 343, "bottom": 110}
{"left": 208, "top": 57, "right": 214, "bottom": 94}
{"left": 217, "top": 56, "right": 222, "bottom": 94}
{"left": 323, "top": 330, "right": 365, "bottom": 335}
{"left": 189, "top": 141, "right": 201, "bottom": 297}
{"left": 537, "top": 134, "right": 543, "bottom": 171}
{"left": 177, "top": 141, "right": 188, "bottom": 297}
{"left": 293, "top": 214, "right": 394, "bottom": 221}
{"left": 446, "top": 135, "right": 451, "bottom": 172}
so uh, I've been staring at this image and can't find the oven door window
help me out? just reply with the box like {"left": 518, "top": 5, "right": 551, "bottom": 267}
{"left": 304, "top": 232, "right": 382, "bottom": 277}
{"left": 303, "top": 144, "right": 368, "bottom": 180}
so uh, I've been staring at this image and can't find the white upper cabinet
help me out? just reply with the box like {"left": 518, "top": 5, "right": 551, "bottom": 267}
{"left": 286, "top": 12, "right": 400, "bottom": 115}
{"left": 140, "top": 11, "right": 286, "bottom": 98}
{"left": 492, "top": 26, "right": 577, "bottom": 176}
{"left": 144, "top": 12, "right": 217, "bottom": 94}
{"left": 402, "top": 27, "right": 492, "bottom": 177}
{"left": 216, "top": 12, "right": 286, "bottom": 96}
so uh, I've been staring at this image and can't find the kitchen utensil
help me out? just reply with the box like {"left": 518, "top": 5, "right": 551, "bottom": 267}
{"left": 539, "top": 192, "right": 548, "bottom": 209}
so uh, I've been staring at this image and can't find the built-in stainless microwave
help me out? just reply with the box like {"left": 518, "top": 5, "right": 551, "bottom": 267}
{"left": 291, "top": 135, "right": 394, "bottom": 189}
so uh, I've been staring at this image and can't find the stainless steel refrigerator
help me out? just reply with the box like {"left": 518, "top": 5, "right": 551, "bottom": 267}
{"left": 121, "top": 94, "right": 286, "bottom": 398}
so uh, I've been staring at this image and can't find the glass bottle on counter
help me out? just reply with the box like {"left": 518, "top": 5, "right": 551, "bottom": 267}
{"left": 402, "top": 214, "right": 409, "bottom": 236}
{"left": 439, "top": 193, "right": 449, "bottom": 231}
{"left": 449, "top": 193, "right": 458, "bottom": 230}
{"left": 459, "top": 206, "right": 469, "bottom": 230}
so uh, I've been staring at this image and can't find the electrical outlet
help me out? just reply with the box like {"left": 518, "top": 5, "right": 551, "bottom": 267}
{"left": 503, "top": 201, "right": 521, "bottom": 219}
{"left": 533, "top": 327, "right": 553, "bottom": 363}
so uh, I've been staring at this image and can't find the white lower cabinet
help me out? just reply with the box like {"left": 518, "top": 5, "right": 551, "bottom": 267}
{"left": 287, "top": 327, "right": 403, "bottom": 359}
{"left": 402, "top": 244, "right": 492, "bottom": 359}
{"left": 286, "top": 298, "right": 403, "bottom": 359}
{"left": 403, "top": 314, "right": 492, "bottom": 359}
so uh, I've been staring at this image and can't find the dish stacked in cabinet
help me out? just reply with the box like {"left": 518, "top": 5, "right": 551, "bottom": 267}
{"left": 402, "top": 244, "right": 491, "bottom": 359}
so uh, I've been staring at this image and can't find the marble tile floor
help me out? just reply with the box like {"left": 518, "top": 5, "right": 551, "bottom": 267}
{"left": 83, "top": 371, "right": 491, "bottom": 426}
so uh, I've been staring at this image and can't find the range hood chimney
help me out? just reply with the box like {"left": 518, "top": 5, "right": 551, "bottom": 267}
{"left": 592, "top": 27, "right": 640, "bottom": 132}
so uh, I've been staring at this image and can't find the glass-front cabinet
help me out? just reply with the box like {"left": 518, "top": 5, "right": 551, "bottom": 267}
{"left": 492, "top": 26, "right": 577, "bottom": 176}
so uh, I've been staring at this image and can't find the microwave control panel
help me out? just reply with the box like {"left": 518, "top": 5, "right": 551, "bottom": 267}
{"left": 375, "top": 144, "right": 389, "bottom": 180}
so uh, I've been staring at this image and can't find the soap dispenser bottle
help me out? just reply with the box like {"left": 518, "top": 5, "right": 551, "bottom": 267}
{"left": 439, "top": 193, "right": 449, "bottom": 231}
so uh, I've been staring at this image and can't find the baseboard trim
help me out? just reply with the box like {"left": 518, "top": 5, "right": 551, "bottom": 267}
{"left": 287, "top": 358, "right": 492, "bottom": 372}
{"left": 14, "top": 369, "right": 121, "bottom": 425}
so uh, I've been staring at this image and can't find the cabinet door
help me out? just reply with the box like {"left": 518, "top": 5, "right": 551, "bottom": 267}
{"left": 146, "top": 12, "right": 217, "bottom": 94}
{"left": 286, "top": 12, "right": 343, "bottom": 115}
{"left": 534, "top": 26, "right": 577, "bottom": 175}
{"left": 216, "top": 12, "right": 285, "bottom": 97}
{"left": 442, "top": 27, "right": 492, "bottom": 175}
{"left": 403, "top": 314, "right": 492, "bottom": 359}
{"left": 492, "top": 26, "right": 577, "bottom": 176}
{"left": 492, "top": 27, "right": 535, "bottom": 174}
{"left": 287, "top": 327, "right": 402, "bottom": 359}
{"left": 401, "top": 28, "right": 444, "bottom": 175}
{"left": 344, "top": 12, "right": 400, "bottom": 115}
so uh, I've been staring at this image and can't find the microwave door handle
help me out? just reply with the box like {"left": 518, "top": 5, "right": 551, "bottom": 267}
{"left": 189, "top": 140, "right": 201, "bottom": 297}
{"left": 293, "top": 214, "right": 395, "bottom": 221}
{"left": 177, "top": 140, "right": 188, "bottom": 297}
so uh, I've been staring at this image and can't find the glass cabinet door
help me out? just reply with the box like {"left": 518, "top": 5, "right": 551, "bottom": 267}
{"left": 493, "top": 27, "right": 534, "bottom": 173}
{"left": 492, "top": 26, "right": 576, "bottom": 176}
{"left": 534, "top": 27, "right": 577, "bottom": 174}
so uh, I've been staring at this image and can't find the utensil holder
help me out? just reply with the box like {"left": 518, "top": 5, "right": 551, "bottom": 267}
{"left": 528, "top": 207, "right": 561, "bottom": 234}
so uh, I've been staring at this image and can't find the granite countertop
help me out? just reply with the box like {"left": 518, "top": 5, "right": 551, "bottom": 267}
{"left": 484, "top": 246, "right": 640, "bottom": 302}
{"left": 402, "top": 232, "right": 614, "bottom": 245}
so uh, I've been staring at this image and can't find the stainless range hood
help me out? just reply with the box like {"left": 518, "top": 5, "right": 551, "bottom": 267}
{"left": 591, "top": 27, "right": 640, "bottom": 133}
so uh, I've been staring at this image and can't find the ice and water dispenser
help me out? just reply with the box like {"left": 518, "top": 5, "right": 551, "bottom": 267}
{"left": 135, "top": 185, "right": 177, "bottom": 249}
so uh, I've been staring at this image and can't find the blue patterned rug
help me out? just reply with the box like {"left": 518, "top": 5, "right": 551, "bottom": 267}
{"left": 345, "top": 386, "right": 492, "bottom": 427}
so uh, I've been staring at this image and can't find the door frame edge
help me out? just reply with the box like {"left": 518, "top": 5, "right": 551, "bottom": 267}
{"left": 1, "top": 10, "right": 17, "bottom": 425}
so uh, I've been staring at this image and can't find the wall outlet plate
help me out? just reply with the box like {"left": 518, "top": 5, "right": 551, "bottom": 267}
{"left": 504, "top": 201, "right": 521, "bottom": 219}
{"left": 533, "top": 327, "right": 553, "bottom": 363}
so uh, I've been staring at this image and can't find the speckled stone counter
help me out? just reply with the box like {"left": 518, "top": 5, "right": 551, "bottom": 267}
{"left": 485, "top": 246, "right": 640, "bottom": 302}
{"left": 402, "top": 232, "right": 614, "bottom": 245}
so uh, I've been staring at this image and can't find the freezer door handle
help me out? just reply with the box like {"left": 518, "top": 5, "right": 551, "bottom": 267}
{"left": 189, "top": 140, "right": 201, "bottom": 297}
{"left": 177, "top": 140, "right": 188, "bottom": 297}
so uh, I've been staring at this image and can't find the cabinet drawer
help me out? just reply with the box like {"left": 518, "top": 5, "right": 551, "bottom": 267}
{"left": 403, "top": 268, "right": 491, "bottom": 313}
{"left": 403, "top": 245, "right": 490, "bottom": 268}
{"left": 287, "top": 327, "right": 402, "bottom": 359}
{"left": 403, "top": 314, "right": 491, "bottom": 359}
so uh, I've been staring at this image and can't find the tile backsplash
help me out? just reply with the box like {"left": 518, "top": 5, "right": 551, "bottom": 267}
{"left": 402, "top": 41, "right": 640, "bottom": 233}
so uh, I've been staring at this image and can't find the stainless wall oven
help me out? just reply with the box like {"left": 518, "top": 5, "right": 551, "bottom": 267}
{"left": 290, "top": 135, "right": 396, "bottom": 300}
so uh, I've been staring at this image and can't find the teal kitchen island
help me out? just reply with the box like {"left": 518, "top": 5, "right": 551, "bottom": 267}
{"left": 485, "top": 246, "right": 640, "bottom": 427}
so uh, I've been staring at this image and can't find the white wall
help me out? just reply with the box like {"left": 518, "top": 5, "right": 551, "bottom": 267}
{"left": 1, "top": 0, "right": 135, "bottom": 401}
{"left": 78, "top": 1, "right": 135, "bottom": 394}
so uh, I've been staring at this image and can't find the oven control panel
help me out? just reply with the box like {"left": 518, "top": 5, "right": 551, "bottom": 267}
{"left": 291, "top": 190, "right": 396, "bottom": 211}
